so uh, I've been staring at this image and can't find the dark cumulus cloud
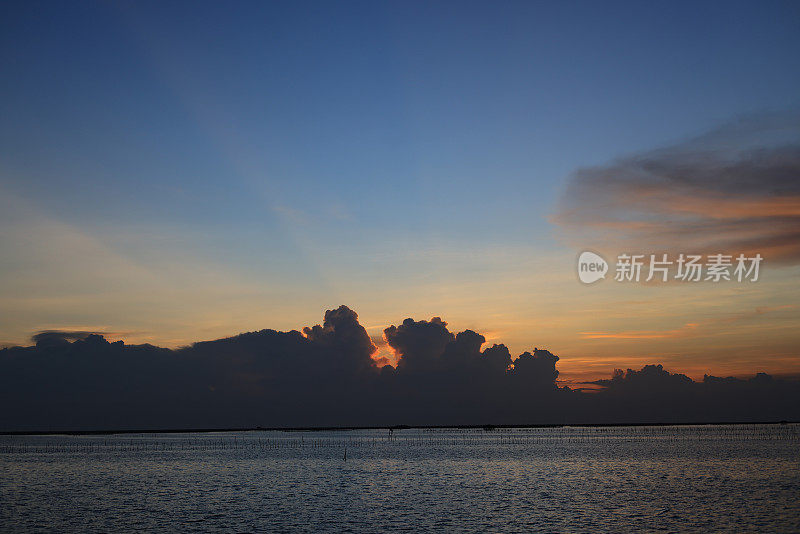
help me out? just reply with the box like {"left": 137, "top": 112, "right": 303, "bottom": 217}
{"left": 553, "top": 113, "right": 800, "bottom": 264}
{"left": 31, "top": 330, "right": 98, "bottom": 346}
{"left": 1, "top": 306, "right": 798, "bottom": 431}
{"left": 587, "top": 365, "right": 800, "bottom": 424}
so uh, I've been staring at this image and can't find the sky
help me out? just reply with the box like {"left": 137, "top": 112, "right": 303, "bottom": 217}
{"left": 1, "top": 0, "right": 799, "bottom": 385}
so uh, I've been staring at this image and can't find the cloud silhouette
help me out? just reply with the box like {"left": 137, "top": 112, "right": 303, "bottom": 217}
{"left": 384, "top": 317, "right": 454, "bottom": 372}
{"left": 0, "top": 306, "right": 797, "bottom": 431}
{"left": 587, "top": 364, "right": 800, "bottom": 423}
{"left": 553, "top": 114, "right": 800, "bottom": 264}
{"left": 31, "top": 330, "right": 99, "bottom": 347}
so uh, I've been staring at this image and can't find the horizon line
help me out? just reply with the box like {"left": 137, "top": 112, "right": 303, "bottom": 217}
{"left": 3, "top": 420, "right": 797, "bottom": 437}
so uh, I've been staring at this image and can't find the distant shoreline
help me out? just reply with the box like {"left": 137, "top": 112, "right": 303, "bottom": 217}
{"left": 1, "top": 420, "right": 795, "bottom": 436}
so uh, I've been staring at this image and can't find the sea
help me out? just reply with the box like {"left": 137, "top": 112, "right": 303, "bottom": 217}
{"left": 1, "top": 424, "right": 799, "bottom": 532}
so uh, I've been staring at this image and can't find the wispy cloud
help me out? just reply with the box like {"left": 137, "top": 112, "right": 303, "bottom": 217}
{"left": 553, "top": 113, "right": 800, "bottom": 264}
{"left": 580, "top": 323, "right": 699, "bottom": 339}
{"left": 579, "top": 305, "right": 797, "bottom": 340}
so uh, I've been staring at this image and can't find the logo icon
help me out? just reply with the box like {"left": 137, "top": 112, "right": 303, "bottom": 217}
{"left": 578, "top": 251, "right": 608, "bottom": 284}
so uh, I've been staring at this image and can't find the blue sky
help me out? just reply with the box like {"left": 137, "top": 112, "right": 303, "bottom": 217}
{"left": 4, "top": 1, "right": 798, "bottom": 230}
{"left": 1, "top": 1, "right": 799, "bottom": 380}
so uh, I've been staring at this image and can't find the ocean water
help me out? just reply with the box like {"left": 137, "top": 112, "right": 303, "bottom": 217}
{"left": 1, "top": 425, "right": 799, "bottom": 533}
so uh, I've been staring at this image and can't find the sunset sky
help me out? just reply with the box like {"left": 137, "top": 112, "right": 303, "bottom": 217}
{"left": 1, "top": 1, "right": 799, "bottom": 385}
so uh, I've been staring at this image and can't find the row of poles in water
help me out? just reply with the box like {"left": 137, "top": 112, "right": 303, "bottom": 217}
{"left": 1, "top": 425, "right": 797, "bottom": 454}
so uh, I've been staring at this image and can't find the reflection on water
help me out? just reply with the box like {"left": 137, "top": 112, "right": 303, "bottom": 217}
{"left": 1, "top": 425, "right": 799, "bottom": 532}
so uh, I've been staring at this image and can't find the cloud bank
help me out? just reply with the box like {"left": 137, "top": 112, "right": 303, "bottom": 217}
{"left": 1, "top": 306, "right": 798, "bottom": 431}
{"left": 553, "top": 114, "right": 800, "bottom": 263}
